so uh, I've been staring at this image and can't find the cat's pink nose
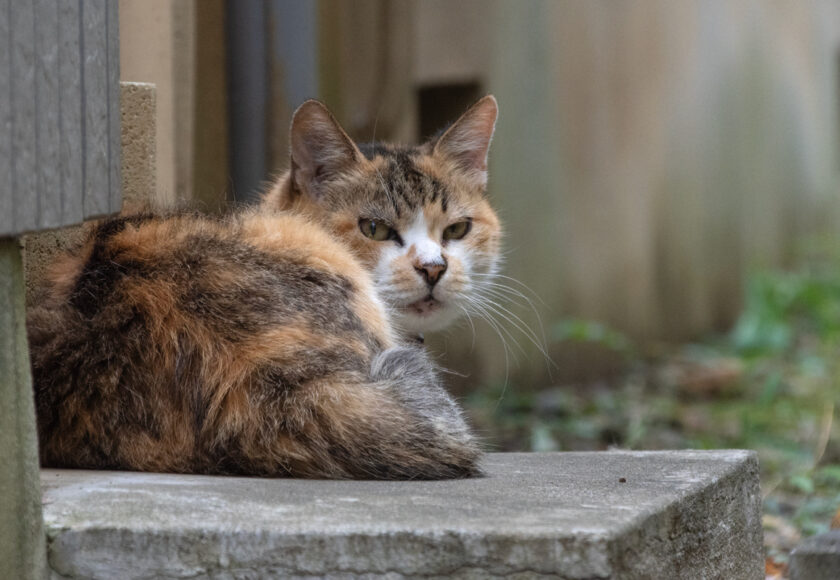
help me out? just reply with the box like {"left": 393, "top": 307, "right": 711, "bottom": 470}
{"left": 415, "top": 261, "right": 447, "bottom": 287}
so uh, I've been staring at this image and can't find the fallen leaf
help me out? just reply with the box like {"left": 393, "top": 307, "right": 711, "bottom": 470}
{"left": 764, "top": 556, "right": 786, "bottom": 579}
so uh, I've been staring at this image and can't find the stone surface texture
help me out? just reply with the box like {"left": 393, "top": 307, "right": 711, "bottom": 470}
{"left": 789, "top": 529, "right": 840, "bottom": 580}
{"left": 41, "top": 451, "right": 762, "bottom": 579}
{"left": 119, "top": 82, "right": 158, "bottom": 210}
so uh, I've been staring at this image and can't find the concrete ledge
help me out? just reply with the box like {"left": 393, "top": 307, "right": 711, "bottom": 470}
{"left": 789, "top": 530, "right": 840, "bottom": 580}
{"left": 41, "top": 451, "right": 762, "bottom": 579}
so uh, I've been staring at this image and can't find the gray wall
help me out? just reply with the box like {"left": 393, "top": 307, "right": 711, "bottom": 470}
{"left": 0, "top": 0, "right": 121, "bottom": 237}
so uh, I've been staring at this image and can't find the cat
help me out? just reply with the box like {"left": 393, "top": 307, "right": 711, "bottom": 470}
{"left": 27, "top": 96, "right": 501, "bottom": 479}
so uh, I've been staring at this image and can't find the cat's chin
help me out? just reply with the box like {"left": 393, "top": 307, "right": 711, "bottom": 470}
{"left": 394, "top": 297, "right": 460, "bottom": 335}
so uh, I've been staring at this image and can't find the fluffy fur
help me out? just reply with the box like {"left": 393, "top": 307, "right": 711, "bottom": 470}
{"left": 28, "top": 97, "right": 501, "bottom": 479}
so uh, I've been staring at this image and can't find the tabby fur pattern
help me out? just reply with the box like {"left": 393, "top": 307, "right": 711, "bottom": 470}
{"left": 28, "top": 96, "right": 500, "bottom": 479}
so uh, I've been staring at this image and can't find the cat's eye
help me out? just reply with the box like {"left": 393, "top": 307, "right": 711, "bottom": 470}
{"left": 359, "top": 219, "right": 397, "bottom": 242}
{"left": 443, "top": 220, "right": 472, "bottom": 241}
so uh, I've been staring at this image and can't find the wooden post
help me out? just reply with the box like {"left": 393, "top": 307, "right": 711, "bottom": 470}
{"left": 0, "top": 0, "right": 121, "bottom": 237}
{"left": 0, "top": 240, "right": 47, "bottom": 579}
{"left": 0, "top": 1, "right": 121, "bottom": 577}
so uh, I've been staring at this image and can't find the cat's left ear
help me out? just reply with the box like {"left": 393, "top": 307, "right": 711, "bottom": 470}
{"left": 289, "top": 100, "right": 363, "bottom": 199}
{"left": 431, "top": 95, "right": 498, "bottom": 188}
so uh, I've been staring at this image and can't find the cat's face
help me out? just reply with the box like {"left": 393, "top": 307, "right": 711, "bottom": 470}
{"left": 277, "top": 97, "right": 501, "bottom": 336}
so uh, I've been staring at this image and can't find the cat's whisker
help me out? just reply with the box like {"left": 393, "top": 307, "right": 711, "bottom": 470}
{"left": 473, "top": 273, "right": 548, "bottom": 307}
{"left": 369, "top": 112, "right": 380, "bottom": 144}
{"left": 468, "top": 282, "right": 556, "bottom": 377}
{"left": 473, "top": 278, "right": 535, "bottom": 306}
{"left": 367, "top": 109, "right": 399, "bottom": 210}
{"left": 471, "top": 303, "right": 514, "bottom": 410}
{"left": 462, "top": 299, "right": 512, "bottom": 398}
{"left": 469, "top": 299, "right": 528, "bottom": 358}
{"left": 438, "top": 366, "right": 470, "bottom": 378}
{"left": 463, "top": 296, "right": 525, "bottom": 360}
{"left": 456, "top": 303, "right": 478, "bottom": 352}
{"left": 474, "top": 286, "right": 533, "bottom": 316}
{"left": 476, "top": 297, "right": 556, "bottom": 371}
{"left": 470, "top": 276, "right": 554, "bottom": 377}
{"left": 473, "top": 289, "right": 542, "bottom": 343}
{"left": 473, "top": 282, "right": 549, "bottom": 353}
{"left": 374, "top": 168, "right": 400, "bottom": 214}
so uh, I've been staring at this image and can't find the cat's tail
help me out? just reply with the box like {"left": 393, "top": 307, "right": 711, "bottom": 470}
{"left": 365, "top": 346, "right": 483, "bottom": 479}
{"left": 302, "top": 345, "right": 481, "bottom": 480}
{"left": 208, "top": 345, "right": 483, "bottom": 480}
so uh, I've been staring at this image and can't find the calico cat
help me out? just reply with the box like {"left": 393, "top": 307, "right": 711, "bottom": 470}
{"left": 27, "top": 96, "right": 501, "bottom": 479}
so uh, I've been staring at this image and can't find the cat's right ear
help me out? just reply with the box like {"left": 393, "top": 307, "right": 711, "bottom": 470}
{"left": 430, "top": 95, "right": 498, "bottom": 189}
{"left": 289, "top": 100, "right": 362, "bottom": 199}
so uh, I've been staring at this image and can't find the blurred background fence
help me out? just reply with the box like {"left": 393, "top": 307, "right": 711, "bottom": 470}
{"left": 118, "top": 0, "right": 840, "bottom": 388}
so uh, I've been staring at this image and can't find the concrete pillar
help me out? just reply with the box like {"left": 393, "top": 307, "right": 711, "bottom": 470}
{"left": 119, "top": 0, "right": 194, "bottom": 205}
{"left": 0, "top": 239, "right": 47, "bottom": 580}
{"left": 120, "top": 82, "right": 159, "bottom": 211}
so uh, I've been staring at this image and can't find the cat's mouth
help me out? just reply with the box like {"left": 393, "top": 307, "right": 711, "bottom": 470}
{"left": 403, "top": 295, "right": 443, "bottom": 317}
{"left": 395, "top": 293, "right": 461, "bottom": 334}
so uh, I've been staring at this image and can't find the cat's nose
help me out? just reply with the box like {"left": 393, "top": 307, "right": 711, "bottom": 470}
{"left": 415, "top": 261, "right": 447, "bottom": 287}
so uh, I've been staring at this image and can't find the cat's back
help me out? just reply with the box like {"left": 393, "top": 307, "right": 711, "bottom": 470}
{"left": 32, "top": 209, "right": 391, "bottom": 345}
{"left": 28, "top": 209, "right": 395, "bottom": 473}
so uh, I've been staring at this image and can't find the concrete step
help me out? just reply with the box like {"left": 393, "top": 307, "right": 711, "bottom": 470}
{"left": 789, "top": 529, "right": 840, "bottom": 580}
{"left": 41, "top": 451, "right": 762, "bottom": 579}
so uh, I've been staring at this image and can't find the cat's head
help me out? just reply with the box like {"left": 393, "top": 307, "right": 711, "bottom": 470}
{"left": 265, "top": 96, "right": 501, "bottom": 336}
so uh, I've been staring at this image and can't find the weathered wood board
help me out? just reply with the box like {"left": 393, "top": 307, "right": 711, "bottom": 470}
{"left": 0, "top": 0, "right": 121, "bottom": 237}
